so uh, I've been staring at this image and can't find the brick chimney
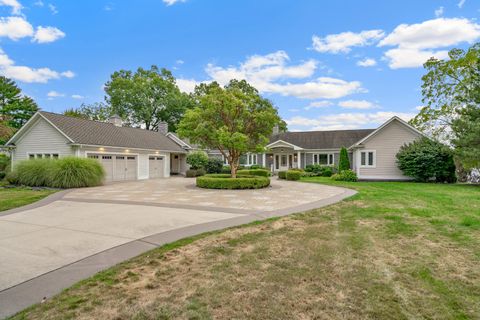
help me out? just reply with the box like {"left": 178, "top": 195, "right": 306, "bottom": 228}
{"left": 158, "top": 121, "right": 168, "bottom": 135}
{"left": 108, "top": 115, "right": 123, "bottom": 127}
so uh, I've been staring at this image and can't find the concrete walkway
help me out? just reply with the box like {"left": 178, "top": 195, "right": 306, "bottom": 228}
{"left": 0, "top": 178, "right": 355, "bottom": 318}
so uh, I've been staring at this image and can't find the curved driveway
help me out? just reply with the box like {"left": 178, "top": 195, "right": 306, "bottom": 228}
{"left": 0, "top": 177, "right": 355, "bottom": 318}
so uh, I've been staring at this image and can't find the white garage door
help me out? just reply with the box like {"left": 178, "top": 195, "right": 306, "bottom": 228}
{"left": 149, "top": 156, "right": 164, "bottom": 178}
{"left": 88, "top": 154, "right": 137, "bottom": 182}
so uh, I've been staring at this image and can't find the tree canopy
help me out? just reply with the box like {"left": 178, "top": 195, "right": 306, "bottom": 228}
{"left": 63, "top": 103, "right": 113, "bottom": 121}
{"left": 177, "top": 79, "right": 283, "bottom": 177}
{"left": 104, "top": 65, "right": 193, "bottom": 132}
{"left": 410, "top": 43, "right": 480, "bottom": 169}
{"left": 0, "top": 76, "right": 38, "bottom": 130}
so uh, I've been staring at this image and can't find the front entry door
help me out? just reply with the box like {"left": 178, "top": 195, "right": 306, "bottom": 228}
{"left": 279, "top": 154, "right": 290, "bottom": 171}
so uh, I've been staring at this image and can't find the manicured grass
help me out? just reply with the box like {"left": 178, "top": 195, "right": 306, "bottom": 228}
{"left": 10, "top": 179, "right": 480, "bottom": 319}
{"left": 0, "top": 187, "right": 57, "bottom": 212}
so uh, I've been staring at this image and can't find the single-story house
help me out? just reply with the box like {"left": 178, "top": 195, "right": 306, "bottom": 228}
{"left": 169, "top": 116, "right": 424, "bottom": 180}
{"left": 5, "top": 111, "right": 187, "bottom": 181}
{"left": 5, "top": 111, "right": 423, "bottom": 181}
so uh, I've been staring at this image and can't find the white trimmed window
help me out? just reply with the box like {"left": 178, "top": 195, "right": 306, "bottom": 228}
{"left": 313, "top": 153, "right": 334, "bottom": 165}
{"left": 28, "top": 153, "right": 59, "bottom": 160}
{"left": 360, "top": 150, "right": 376, "bottom": 167}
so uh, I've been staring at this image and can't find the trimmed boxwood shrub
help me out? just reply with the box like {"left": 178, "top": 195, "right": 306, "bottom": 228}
{"left": 237, "top": 169, "right": 270, "bottom": 177}
{"left": 186, "top": 168, "right": 206, "bottom": 177}
{"left": 305, "top": 164, "right": 334, "bottom": 177}
{"left": 278, "top": 171, "right": 287, "bottom": 179}
{"left": 249, "top": 165, "right": 265, "bottom": 169}
{"left": 286, "top": 170, "right": 302, "bottom": 181}
{"left": 205, "top": 158, "right": 223, "bottom": 174}
{"left": 331, "top": 169, "right": 358, "bottom": 182}
{"left": 196, "top": 174, "right": 270, "bottom": 189}
{"left": 11, "top": 157, "right": 105, "bottom": 188}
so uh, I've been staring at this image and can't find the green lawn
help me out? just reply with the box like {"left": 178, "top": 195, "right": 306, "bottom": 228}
{"left": 11, "top": 179, "right": 480, "bottom": 320}
{"left": 0, "top": 187, "right": 57, "bottom": 212}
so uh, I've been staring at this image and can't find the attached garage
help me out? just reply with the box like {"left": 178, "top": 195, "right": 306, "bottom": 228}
{"left": 149, "top": 156, "right": 165, "bottom": 178}
{"left": 88, "top": 154, "right": 138, "bottom": 182}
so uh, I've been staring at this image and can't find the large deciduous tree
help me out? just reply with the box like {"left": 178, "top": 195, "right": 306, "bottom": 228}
{"left": 63, "top": 102, "right": 114, "bottom": 122}
{"left": 410, "top": 43, "right": 479, "bottom": 169}
{"left": 104, "top": 65, "right": 193, "bottom": 132}
{"left": 177, "top": 80, "right": 283, "bottom": 178}
{"left": 0, "top": 76, "right": 38, "bottom": 130}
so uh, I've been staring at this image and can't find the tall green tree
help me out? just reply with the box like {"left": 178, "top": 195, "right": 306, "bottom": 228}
{"left": 177, "top": 80, "right": 283, "bottom": 178}
{"left": 411, "top": 44, "right": 479, "bottom": 141}
{"left": 104, "top": 65, "right": 193, "bottom": 132}
{"left": 338, "top": 147, "right": 350, "bottom": 171}
{"left": 63, "top": 103, "right": 113, "bottom": 121}
{"left": 0, "top": 76, "right": 38, "bottom": 129}
{"left": 410, "top": 43, "right": 480, "bottom": 168}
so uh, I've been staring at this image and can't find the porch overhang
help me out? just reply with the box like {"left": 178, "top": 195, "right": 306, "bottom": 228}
{"left": 266, "top": 140, "right": 303, "bottom": 151}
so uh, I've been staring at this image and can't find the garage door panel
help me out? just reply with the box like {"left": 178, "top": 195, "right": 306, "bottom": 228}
{"left": 149, "top": 156, "right": 164, "bottom": 179}
{"left": 88, "top": 154, "right": 137, "bottom": 182}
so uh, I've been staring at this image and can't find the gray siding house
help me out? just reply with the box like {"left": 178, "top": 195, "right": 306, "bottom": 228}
{"left": 5, "top": 111, "right": 423, "bottom": 182}
{"left": 5, "top": 111, "right": 187, "bottom": 182}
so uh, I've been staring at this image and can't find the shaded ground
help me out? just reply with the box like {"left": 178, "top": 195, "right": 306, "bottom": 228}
{"left": 0, "top": 187, "right": 56, "bottom": 212}
{"left": 11, "top": 179, "right": 480, "bottom": 320}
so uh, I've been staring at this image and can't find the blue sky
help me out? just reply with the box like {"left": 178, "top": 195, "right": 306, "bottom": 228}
{"left": 1, "top": 0, "right": 479, "bottom": 131}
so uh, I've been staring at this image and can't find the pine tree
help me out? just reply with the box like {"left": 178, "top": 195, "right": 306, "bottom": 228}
{"left": 338, "top": 147, "right": 350, "bottom": 172}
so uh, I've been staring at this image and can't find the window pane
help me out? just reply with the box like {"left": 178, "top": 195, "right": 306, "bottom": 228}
{"left": 239, "top": 155, "right": 247, "bottom": 165}
{"left": 329, "top": 154, "right": 333, "bottom": 165}
{"left": 36, "top": 154, "right": 42, "bottom": 159}
{"left": 52, "top": 154, "right": 59, "bottom": 159}
{"left": 29, "top": 154, "right": 34, "bottom": 159}
{"left": 368, "top": 152, "right": 374, "bottom": 166}
{"left": 313, "top": 154, "right": 318, "bottom": 164}
{"left": 318, "top": 154, "right": 328, "bottom": 165}
{"left": 361, "top": 152, "right": 366, "bottom": 166}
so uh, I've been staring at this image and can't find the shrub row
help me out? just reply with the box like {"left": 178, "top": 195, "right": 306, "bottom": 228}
{"left": 305, "top": 164, "right": 334, "bottom": 177}
{"left": 186, "top": 168, "right": 206, "bottom": 177}
{"left": 237, "top": 169, "right": 270, "bottom": 177}
{"left": 8, "top": 157, "right": 105, "bottom": 188}
{"left": 331, "top": 169, "right": 358, "bottom": 182}
{"left": 277, "top": 169, "right": 302, "bottom": 181}
{"left": 196, "top": 174, "right": 270, "bottom": 189}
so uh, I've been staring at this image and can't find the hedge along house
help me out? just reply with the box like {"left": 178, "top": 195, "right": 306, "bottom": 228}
{"left": 5, "top": 111, "right": 187, "bottom": 182}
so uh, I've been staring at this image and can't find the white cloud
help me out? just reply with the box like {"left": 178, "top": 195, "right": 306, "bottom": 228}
{"left": 383, "top": 48, "right": 449, "bottom": 69}
{"left": 71, "top": 94, "right": 84, "bottom": 99}
{"left": 205, "top": 51, "right": 364, "bottom": 99}
{"left": 458, "top": 0, "right": 466, "bottom": 8}
{"left": 0, "top": 48, "right": 75, "bottom": 83}
{"left": 61, "top": 70, "right": 75, "bottom": 78}
{"left": 379, "top": 18, "right": 480, "bottom": 50}
{"left": 338, "top": 99, "right": 377, "bottom": 109}
{"left": 357, "top": 58, "right": 377, "bottom": 67}
{"left": 34, "top": 0, "right": 44, "bottom": 6}
{"left": 48, "top": 3, "right": 58, "bottom": 14}
{"left": 33, "top": 26, "right": 65, "bottom": 43}
{"left": 288, "top": 108, "right": 300, "bottom": 112}
{"left": 435, "top": 6, "right": 444, "bottom": 18}
{"left": 286, "top": 111, "right": 415, "bottom": 131}
{"left": 312, "top": 30, "right": 385, "bottom": 54}
{"left": 304, "top": 100, "right": 333, "bottom": 110}
{"left": 176, "top": 78, "right": 200, "bottom": 93}
{"left": 47, "top": 90, "right": 64, "bottom": 97}
{"left": 176, "top": 59, "right": 184, "bottom": 64}
{"left": 0, "top": 0, "right": 22, "bottom": 14}
{"left": 163, "top": 0, "right": 186, "bottom": 5}
{"left": 0, "top": 16, "right": 33, "bottom": 40}
{"left": 379, "top": 18, "right": 480, "bottom": 68}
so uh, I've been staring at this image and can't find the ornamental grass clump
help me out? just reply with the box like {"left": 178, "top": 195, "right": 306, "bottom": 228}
{"left": 12, "top": 157, "right": 105, "bottom": 188}
{"left": 48, "top": 157, "right": 105, "bottom": 188}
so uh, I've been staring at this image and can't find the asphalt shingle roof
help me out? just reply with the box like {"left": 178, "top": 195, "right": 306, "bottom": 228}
{"left": 39, "top": 111, "right": 185, "bottom": 152}
{"left": 269, "top": 129, "right": 375, "bottom": 149}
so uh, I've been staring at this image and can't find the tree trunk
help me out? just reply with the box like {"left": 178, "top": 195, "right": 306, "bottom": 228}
{"left": 231, "top": 163, "right": 237, "bottom": 178}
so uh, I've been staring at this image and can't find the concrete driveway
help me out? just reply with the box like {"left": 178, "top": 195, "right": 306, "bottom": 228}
{"left": 0, "top": 177, "right": 355, "bottom": 318}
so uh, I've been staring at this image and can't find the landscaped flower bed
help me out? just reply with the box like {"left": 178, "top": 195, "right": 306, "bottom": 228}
{"left": 196, "top": 174, "right": 270, "bottom": 189}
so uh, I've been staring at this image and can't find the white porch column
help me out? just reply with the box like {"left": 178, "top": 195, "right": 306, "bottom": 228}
{"left": 262, "top": 153, "right": 266, "bottom": 167}
{"left": 297, "top": 151, "right": 301, "bottom": 168}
